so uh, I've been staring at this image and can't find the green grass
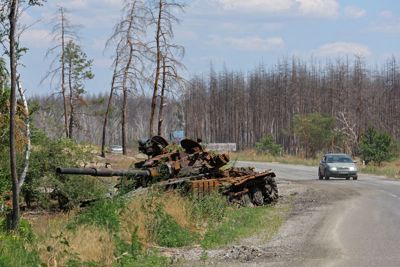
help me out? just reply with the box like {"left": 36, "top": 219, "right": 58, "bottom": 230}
{"left": 231, "top": 150, "right": 319, "bottom": 166}
{"left": 201, "top": 204, "right": 288, "bottom": 249}
{"left": 0, "top": 218, "right": 42, "bottom": 267}
{"left": 116, "top": 230, "right": 171, "bottom": 267}
{"left": 149, "top": 206, "right": 198, "bottom": 247}
{"left": 360, "top": 163, "right": 400, "bottom": 178}
{"left": 69, "top": 197, "right": 126, "bottom": 232}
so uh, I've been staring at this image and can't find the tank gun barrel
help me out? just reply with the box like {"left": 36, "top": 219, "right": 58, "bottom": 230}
{"left": 56, "top": 167, "right": 150, "bottom": 177}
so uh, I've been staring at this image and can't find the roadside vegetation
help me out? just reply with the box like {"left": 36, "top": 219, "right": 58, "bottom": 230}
{"left": 1, "top": 186, "right": 288, "bottom": 266}
{"left": 233, "top": 116, "right": 400, "bottom": 179}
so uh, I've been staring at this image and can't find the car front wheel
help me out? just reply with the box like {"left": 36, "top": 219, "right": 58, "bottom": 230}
{"left": 353, "top": 176, "right": 358, "bottom": 180}
{"left": 324, "top": 171, "right": 330, "bottom": 180}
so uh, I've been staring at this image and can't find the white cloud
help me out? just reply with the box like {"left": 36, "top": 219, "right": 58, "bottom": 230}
{"left": 344, "top": 6, "right": 366, "bottom": 19}
{"left": 210, "top": 36, "right": 285, "bottom": 51}
{"left": 313, "top": 42, "right": 371, "bottom": 57}
{"left": 296, "top": 0, "right": 339, "bottom": 18}
{"left": 218, "top": 0, "right": 293, "bottom": 12}
{"left": 216, "top": 0, "right": 339, "bottom": 18}
{"left": 51, "top": 0, "right": 123, "bottom": 10}
{"left": 21, "top": 29, "right": 52, "bottom": 48}
{"left": 220, "top": 22, "right": 283, "bottom": 33}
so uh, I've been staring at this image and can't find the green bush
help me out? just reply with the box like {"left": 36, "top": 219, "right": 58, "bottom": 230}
{"left": 359, "top": 127, "right": 393, "bottom": 165}
{"left": 293, "top": 113, "right": 337, "bottom": 158}
{"left": 255, "top": 134, "right": 282, "bottom": 156}
{"left": 22, "top": 129, "right": 106, "bottom": 209}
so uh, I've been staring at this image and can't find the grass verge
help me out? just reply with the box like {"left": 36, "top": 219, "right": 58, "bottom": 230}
{"left": 231, "top": 150, "right": 319, "bottom": 166}
{"left": 201, "top": 204, "right": 288, "bottom": 249}
{"left": 233, "top": 149, "right": 400, "bottom": 179}
{"left": 20, "top": 188, "right": 290, "bottom": 266}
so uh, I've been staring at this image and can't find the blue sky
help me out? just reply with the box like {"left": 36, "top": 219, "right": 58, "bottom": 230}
{"left": 17, "top": 0, "right": 400, "bottom": 95}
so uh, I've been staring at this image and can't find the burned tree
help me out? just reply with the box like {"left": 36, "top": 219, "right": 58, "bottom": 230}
{"left": 148, "top": 0, "right": 184, "bottom": 137}
{"left": 42, "top": 7, "right": 80, "bottom": 138}
{"left": 102, "top": 0, "right": 148, "bottom": 155}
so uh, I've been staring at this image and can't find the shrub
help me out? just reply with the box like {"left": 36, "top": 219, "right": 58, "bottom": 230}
{"left": 293, "top": 113, "right": 336, "bottom": 158}
{"left": 255, "top": 134, "right": 282, "bottom": 156}
{"left": 22, "top": 129, "right": 106, "bottom": 209}
{"left": 359, "top": 127, "right": 393, "bottom": 165}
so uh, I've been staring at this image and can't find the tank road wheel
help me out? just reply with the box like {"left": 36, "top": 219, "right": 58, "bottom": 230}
{"left": 251, "top": 188, "right": 264, "bottom": 206}
{"left": 241, "top": 193, "right": 254, "bottom": 207}
{"left": 263, "top": 176, "right": 279, "bottom": 204}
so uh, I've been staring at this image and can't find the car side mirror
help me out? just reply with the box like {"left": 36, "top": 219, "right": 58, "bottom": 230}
{"left": 353, "top": 160, "right": 357, "bottom": 164}
{"left": 320, "top": 160, "right": 325, "bottom": 164}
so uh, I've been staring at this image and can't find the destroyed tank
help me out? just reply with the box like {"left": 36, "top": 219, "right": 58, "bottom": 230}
{"left": 56, "top": 136, "right": 278, "bottom": 206}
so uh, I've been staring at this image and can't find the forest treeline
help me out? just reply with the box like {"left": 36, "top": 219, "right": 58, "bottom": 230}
{"left": 32, "top": 55, "right": 400, "bottom": 155}
{"left": 184, "top": 56, "right": 400, "bottom": 153}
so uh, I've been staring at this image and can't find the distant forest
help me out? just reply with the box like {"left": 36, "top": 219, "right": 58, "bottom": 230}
{"left": 32, "top": 55, "right": 400, "bottom": 153}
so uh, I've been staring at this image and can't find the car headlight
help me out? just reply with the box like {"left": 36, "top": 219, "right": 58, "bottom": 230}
{"left": 330, "top": 167, "right": 337, "bottom": 171}
{"left": 349, "top": 166, "right": 356, "bottom": 171}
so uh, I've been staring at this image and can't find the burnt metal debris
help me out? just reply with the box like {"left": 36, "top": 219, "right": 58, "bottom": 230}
{"left": 56, "top": 136, "right": 278, "bottom": 206}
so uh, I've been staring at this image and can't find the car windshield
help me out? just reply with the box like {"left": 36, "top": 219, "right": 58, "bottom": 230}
{"left": 326, "top": 155, "right": 353, "bottom": 163}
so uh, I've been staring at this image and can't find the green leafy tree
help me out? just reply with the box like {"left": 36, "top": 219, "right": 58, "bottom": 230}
{"left": 255, "top": 134, "right": 282, "bottom": 156}
{"left": 64, "top": 40, "right": 94, "bottom": 139}
{"left": 293, "top": 113, "right": 335, "bottom": 158}
{"left": 359, "top": 127, "right": 392, "bottom": 165}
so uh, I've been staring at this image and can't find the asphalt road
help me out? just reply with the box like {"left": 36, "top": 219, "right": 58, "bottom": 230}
{"left": 235, "top": 161, "right": 400, "bottom": 267}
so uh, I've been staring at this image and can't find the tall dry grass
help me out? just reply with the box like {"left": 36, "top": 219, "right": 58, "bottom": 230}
{"left": 28, "top": 212, "right": 115, "bottom": 266}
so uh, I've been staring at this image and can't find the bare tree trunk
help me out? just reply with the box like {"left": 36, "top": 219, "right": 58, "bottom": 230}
{"left": 149, "top": 0, "right": 163, "bottom": 137}
{"left": 8, "top": 0, "right": 20, "bottom": 231}
{"left": 101, "top": 53, "right": 120, "bottom": 157}
{"left": 60, "top": 8, "right": 68, "bottom": 138}
{"left": 121, "top": 42, "right": 134, "bottom": 155}
{"left": 157, "top": 56, "right": 166, "bottom": 136}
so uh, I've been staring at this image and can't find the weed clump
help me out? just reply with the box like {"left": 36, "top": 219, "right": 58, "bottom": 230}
{"left": 115, "top": 228, "right": 171, "bottom": 267}
{"left": 189, "top": 191, "right": 227, "bottom": 226}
